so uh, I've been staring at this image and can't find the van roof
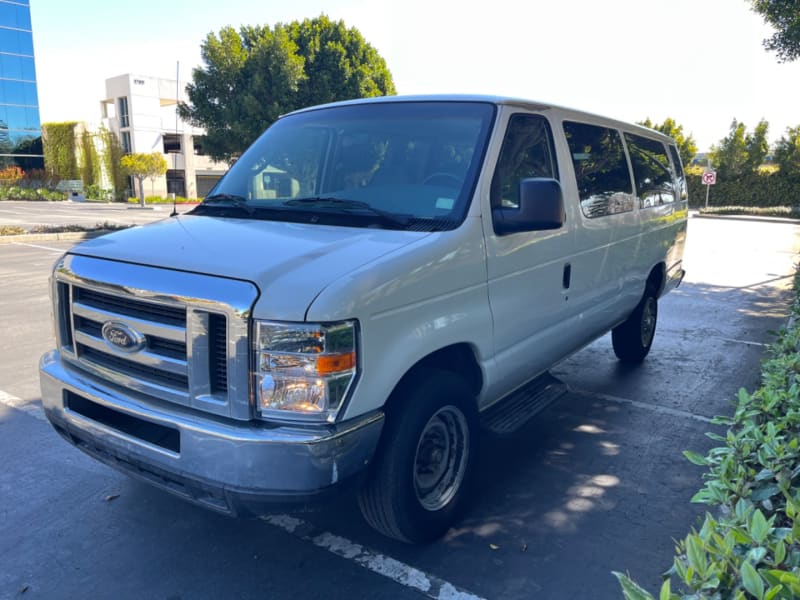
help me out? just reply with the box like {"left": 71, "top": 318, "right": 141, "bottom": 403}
{"left": 284, "top": 94, "right": 674, "bottom": 143}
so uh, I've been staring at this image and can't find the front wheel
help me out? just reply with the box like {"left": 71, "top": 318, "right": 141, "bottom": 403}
{"left": 358, "top": 370, "right": 478, "bottom": 543}
{"left": 612, "top": 292, "right": 658, "bottom": 363}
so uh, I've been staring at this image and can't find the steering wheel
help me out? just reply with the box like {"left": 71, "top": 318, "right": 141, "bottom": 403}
{"left": 423, "top": 172, "right": 461, "bottom": 187}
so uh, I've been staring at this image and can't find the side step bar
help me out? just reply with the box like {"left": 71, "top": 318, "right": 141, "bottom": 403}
{"left": 481, "top": 372, "right": 568, "bottom": 435}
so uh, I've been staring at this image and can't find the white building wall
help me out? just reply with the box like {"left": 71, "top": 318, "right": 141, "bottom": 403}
{"left": 101, "top": 73, "right": 228, "bottom": 200}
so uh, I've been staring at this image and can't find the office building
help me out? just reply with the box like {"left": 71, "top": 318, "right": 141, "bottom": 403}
{"left": 0, "top": 0, "right": 43, "bottom": 170}
{"left": 101, "top": 74, "right": 226, "bottom": 199}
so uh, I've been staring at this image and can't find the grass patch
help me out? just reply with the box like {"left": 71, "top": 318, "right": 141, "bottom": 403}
{"left": 0, "top": 222, "right": 129, "bottom": 236}
{"left": 127, "top": 196, "right": 197, "bottom": 204}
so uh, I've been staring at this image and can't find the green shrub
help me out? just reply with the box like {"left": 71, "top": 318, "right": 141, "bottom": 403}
{"left": 615, "top": 271, "right": 800, "bottom": 599}
{"left": 0, "top": 185, "right": 66, "bottom": 201}
{"left": 85, "top": 184, "right": 114, "bottom": 201}
{"left": 689, "top": 172, "right": 800, "bottom": 208}
{"left": 699, "top": 206, "right": 800, "bottom": 219}
{"left": 126, "top": 195, "right": 195, "bottom": 204}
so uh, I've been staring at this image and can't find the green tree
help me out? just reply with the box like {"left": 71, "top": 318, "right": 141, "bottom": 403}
{"left": 638, "top": 117, "right": 698, "bottom": 166}
{"left": 709, "top": 119, "right": 750, "bottom": 177}
{"left": 744, "top": 119, "right": 770, "bottom": 172}
{"left": 179, "top": 15, "right": 396, "bottom": 162}
{"left": 773, "top": 125, "right": 800, "bottom": 175}
{"left": 749, "top": 0, "right": 800, "bottom": 62}
{"left": 120, "top": 152, "right": 168, "bottom": 206}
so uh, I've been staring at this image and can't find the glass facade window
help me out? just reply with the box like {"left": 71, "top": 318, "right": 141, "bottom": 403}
{"left": 118, "top": 96, "right": 129, "bottom": 128}
{"left": 120, "top": 130, "right": 131, "bottom": 154}
{"left": 0, "top": 0, "right": 42, "bottom": 170}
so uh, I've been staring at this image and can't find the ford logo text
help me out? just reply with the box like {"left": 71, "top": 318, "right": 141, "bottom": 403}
{"left": 101, "top": 321, "right": 147, "bottom": 353}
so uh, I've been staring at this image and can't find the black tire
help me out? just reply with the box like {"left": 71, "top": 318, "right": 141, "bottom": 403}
{"left": 612, "top": 292, "right": 658, "bottom": 363}
{"left": 358, "top": 369, "right": 479, "bottom": 543}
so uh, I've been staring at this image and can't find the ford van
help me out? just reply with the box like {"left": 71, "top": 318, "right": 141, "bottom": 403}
{"left": 40, "top": 95, "right": 687, "bottom": 542}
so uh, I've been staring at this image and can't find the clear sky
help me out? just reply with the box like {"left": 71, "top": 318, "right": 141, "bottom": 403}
{"left": 31, "top": 0, "right": 800, "bottom": 151}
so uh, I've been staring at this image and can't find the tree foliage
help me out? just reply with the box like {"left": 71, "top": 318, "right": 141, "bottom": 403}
{"left": 709, "top": 119, "right": 770, "bottom": 178}
{"left": 744, "top": 119, "right": 770, "bottom": 172}
{"left": 42, "top": 122, "right": 79, "bottom": 180}
{"left": 749, "top": 0, "right": 800, "bottom": 62}
{"left": 99, "top": 126, "right": 127, "bottom": 201}
{"left": 79, "top": 129, "right": 100, "bottom": 187}
{"left": 179, "top": 15, "right": 396, "bottom": 162}
{"left": 120, "top": 152, "right": 168, "bottom": 205}
{"left": 638, "top": 117, "right": 698, "bottom": 167}
{"left": 774, "top": 126, "right": 800, "bottom": 175}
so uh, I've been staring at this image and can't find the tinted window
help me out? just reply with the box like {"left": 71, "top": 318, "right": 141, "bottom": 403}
{"left": 668, "top": 144, "right": 687, "bottom": 201}
{"left": 625, "top": 133, "right": 674, "bottom": 207}
{"left": 208, "top": 102, "right": 496, "bottom": 230}
{"left": 491, "top": 114, "right": 558, "bottom": 209}
{"left": 564, "top": 121, "right": 633, "bottom": 218}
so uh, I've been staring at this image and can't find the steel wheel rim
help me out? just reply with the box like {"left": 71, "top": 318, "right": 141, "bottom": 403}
{"left": 641, "top": 297, "right": 657, "bottom": 347}
{"left": 413, "top": 406, "right": 469, "bottom": 512}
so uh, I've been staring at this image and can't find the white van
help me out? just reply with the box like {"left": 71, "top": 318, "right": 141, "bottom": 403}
{"left": 40, "top": 96, "right": 687, "bottom": 542}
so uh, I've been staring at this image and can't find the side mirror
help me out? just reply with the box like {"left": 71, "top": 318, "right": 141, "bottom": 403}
{"left": 492, "top": 178, "right": 565, "bottom": 235}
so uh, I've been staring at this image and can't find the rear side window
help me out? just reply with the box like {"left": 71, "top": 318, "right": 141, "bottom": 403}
{"left": 668, "top": 144, "right": 688, "bottom": 201}
{"left": 624, "top": 133, "right": 675, "bottom": 208}
{"left": 563, "top": 121, "right": 633, "bottom": 218}
{"left": 491, "top": 114, "right": 558, "bottom": 209}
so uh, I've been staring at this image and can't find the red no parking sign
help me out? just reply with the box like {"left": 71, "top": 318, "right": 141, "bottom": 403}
{"left": 702, "top": 170, "right": 717, "bottom": 208}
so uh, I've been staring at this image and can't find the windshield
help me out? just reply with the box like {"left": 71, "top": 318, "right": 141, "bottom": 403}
{"left": 197, "top": 101, "right": 496, "bottom": 231}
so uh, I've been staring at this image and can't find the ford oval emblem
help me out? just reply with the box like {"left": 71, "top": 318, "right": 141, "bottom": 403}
{"left": 101, "top": 321, "right": 146, "bottom": 353}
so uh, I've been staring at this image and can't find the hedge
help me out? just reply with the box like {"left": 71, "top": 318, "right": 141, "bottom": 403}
{"left": 615, "top": 269, "right": 800, "bottom": 599}
{"left": 688, "top": 173, "right": 800, "bottom": 208}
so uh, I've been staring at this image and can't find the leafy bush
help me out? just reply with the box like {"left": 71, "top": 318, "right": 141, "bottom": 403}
{"left": 0, "top": 185, "right": 65, "bottom": 201}
{"left": 126, "top": 195, "right": 196, "bottom": 204}
{"left": 615, "top": 271, "right": 800, "bottom": 598}
{"left": 84, "top": 184, "right": 114, "bottom": 201}
{"left": 699, "top": 206, "right": 800, "bottom": 219}
{"left": 688, "top": 172, "right": 800, "bottom": 208}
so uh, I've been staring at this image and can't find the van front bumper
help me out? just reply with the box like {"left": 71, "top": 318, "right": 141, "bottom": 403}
{"left": 39, "top": 350, "right": 384, "bottom": 515}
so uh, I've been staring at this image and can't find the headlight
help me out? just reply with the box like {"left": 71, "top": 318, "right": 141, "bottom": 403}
{"left": 255, "top": 320, "right": 357, "bottom": 423}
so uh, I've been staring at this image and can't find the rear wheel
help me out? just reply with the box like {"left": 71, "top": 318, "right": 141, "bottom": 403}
{"left": 358, "top": 370, "right": 478, "bottom": 543}
{"left": 612, "top": 292, "right": 658, "bottom": 362}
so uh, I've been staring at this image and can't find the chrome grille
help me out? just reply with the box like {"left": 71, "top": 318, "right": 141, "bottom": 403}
{"left": 53, "top": 255, "right": 257, "bottom": 420}
{"left": 75, "top": 287, "right": 186, "bottom": 326}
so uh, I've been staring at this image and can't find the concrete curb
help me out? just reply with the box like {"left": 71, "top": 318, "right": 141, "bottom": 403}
{"left": 0, "top": 230, "right": 109, "bottom": 245}
{"left": 691, "top": 212, "right": 800, "bottom": 225}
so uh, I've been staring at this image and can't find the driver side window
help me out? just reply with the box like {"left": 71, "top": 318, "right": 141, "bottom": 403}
{"left": 491, "top": 114, "right": 558, "bottom": 209}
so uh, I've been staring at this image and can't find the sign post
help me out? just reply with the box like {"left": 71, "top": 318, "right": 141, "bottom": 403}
{"left": 701, "top": 170, "right": 717, "bottom": 208}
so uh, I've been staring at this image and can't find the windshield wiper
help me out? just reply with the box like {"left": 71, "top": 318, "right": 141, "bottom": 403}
{"left": 196, "top": 193, "right": 255, "bottom": 215}
{"left": 283, "top": 197, "right": 409, "bottom": 227}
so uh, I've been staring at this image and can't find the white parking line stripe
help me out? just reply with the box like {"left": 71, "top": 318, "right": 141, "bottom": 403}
{"left": 264, "top": 515, "right": 486, "bottom": 600}
{"left": 11, "top": 242, "right": 66, "bottom": 252}
{"left": 715, "top": 336, "right": 769, "bottom": 348}
{"left": 570, "top": 388, "right": 715, "bottom": 424}
{"left": 0, "top": 390, "right": 47, "bottom": 422}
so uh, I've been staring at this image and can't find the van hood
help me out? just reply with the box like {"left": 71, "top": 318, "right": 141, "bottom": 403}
{"left": 70, "top": 215, "right": 429, "bottom": 321}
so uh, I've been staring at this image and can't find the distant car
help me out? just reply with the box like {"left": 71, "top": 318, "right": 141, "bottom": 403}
{"left": 40, "top": 95, "right": 687, "bottom": 543}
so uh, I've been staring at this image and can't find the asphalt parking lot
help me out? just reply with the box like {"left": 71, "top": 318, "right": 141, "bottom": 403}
{"left": 0, "top": 200, "right": 194, "bottom": 233}
{"left": 1, "top": 212, "right": 799, "bottom": 599}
